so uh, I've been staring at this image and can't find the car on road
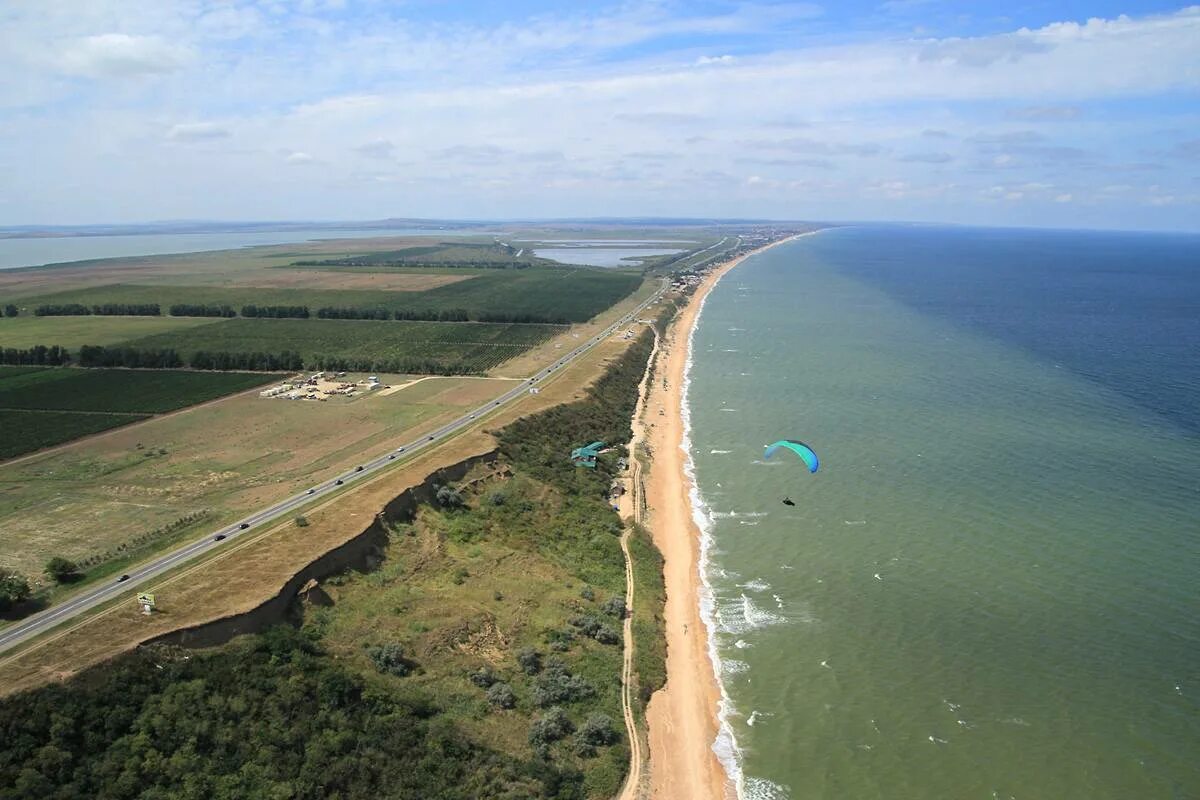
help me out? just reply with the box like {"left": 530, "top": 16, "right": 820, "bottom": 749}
{"left": 388, "top": 454, "right": 395, "bottom": 460}
{"left": 214, "top": 534, "right": 226, "bottom": 542}
{"left": 355, "top": 465, "right": 364, "bottom": 472}
{"left": 468, "top": 414, "right": 475, "bottom": 419}
{"left": 117, "top": 574, "right": 129, "bottom": 582}
{"left": 306, "top": 488, "right": 315, "bottom": 495}
{"left": 335, "top": 479, "right": 344, "bottom": 485}
{"left": 396, "top": 446, "right": 405, "bottom": 452}
{"left": 428, "top": 435, "right": 435, "bottom": 441}
{"left": 239, "top": 522, "right": 250, "bottom": 530}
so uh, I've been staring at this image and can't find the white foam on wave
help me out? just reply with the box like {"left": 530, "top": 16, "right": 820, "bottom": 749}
{"left": 711, "top": 510, "right": 768, "bottom": 519}
{"left": 744, "top": 777, "right": 791, "bottom": 800}
{"left": 681, "top": 232, "right": 824, "bottom": 800}
{"left": 738, "top": 578, "right": 771, "bottom": 592}
{"left": 710, "top": 449, "right": 733, "bottom": 454}
{"left": 681, "top": 273, "right": 751, "bottom": 800}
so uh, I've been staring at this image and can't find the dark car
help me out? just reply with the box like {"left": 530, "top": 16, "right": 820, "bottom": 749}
{"left": 214, "top": 534, "right": 226, "bottom": 542}
{"left": 239, "top": 522, "right": 250, "bottom": 530}
{"left": 388, "top": 454, "right": 395, "bottom": 460}
{"left": 335, "top": 479, "right": 344, "bottom": 485}
{"left": 306, "top": 488, "right": 315, "bottom": 495}
{"left": 355, "top": 465, "right": 364, "bottom": 472}
{"left": 428, "top": 435, "right": 435, "bottom": 441}
{"left": 117, "top": 574, "right": 130, "bottom": 582}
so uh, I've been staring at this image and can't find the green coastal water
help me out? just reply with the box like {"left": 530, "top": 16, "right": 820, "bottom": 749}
{"left": 684, "top": 228, "right": 1200, "bottom": 799}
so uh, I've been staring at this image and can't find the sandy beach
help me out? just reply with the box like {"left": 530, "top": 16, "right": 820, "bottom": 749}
{"left": 640, "top": 236, "right": 801, "bottom": 800}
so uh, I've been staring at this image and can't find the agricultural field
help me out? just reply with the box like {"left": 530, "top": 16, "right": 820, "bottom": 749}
{"left": 124, "top": 318, "right": 563, "bottom": 373}
{"left": 0, "top": 367, "right": 277, "bottom": 460}
{"left": 0, "top": 315, "right": 216, "bottom": 350}
{"left": 15, "top": 268, "right": 643, "bottom": 325}
{"left": 0, "top": 409, "right": 145, "bottom": 461}
{"left": 0, "top": 374, "right": 512, "bottom": 582}
{"left": 0, "top": 368, "right": 275, "bottom": 414}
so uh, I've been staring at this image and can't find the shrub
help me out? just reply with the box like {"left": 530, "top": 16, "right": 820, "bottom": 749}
{"left": 579, "top": 586, "right": 595, "bottom": 601}
{"left": 576, "top": 713, "right": 619, "bottom": 747}
{"left": 436, "top": 485, "right": 465, "bottom": 509}
{"left": 469, "top": 666, "right": 497, "bottom": 689}
{"left": 530, "top": 661, "right": 595, "bottom": 707}
{"left": 44, "top": 557, "right": 79, "bottom": 584}
{"left": 294, "top": 515, "right": 309, "bottom": 528}
{"left": 366, "top": 643, "right": 411, "bottom": 677}
{"left": 517, "top": 647, "right": 542, "bottom": 675}
{"left": 528, "top": 707, "right": 574, "bottom": 745}
{"left": 601, "top": 596, "right": 626, "bottom": 618}
{"left": 486, "top": 682, "right": 517, "bottom": 709}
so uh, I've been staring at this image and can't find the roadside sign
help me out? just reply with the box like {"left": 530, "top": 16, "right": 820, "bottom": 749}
{"left": 137, "top": 593, "right": 156, "bottom": 608}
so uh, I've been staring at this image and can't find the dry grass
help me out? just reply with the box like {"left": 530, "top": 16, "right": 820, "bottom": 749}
{"left": 0, "top": 374, "right": 512, "bottom": 580}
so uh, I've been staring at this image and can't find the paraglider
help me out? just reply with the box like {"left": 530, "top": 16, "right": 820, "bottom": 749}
{"left": 781, "top": 496, "right": 796, "bottom": 507}
{"left": 763, "top": 440, "right": 819, "bottom": 473}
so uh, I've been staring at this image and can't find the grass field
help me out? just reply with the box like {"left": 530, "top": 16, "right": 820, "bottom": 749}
{"left": 0, "top": 374, "right": 513, "bottom": 581}
{"left": 124, "top": 318, "right": 562, "bottom": 373}
{"left": 0, "top": 315, "right": 216, "bottom": 350}
{"left": 17, "top": 268, "right": 642, "bottom": 324}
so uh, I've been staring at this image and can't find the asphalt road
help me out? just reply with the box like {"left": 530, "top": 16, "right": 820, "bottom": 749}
{"left": 0, "top": 280, "right": 667, "bottom": 656}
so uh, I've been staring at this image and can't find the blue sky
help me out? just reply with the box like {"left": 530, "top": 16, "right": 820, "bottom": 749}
{"left": 1, "top": 1, "right": 1198, "bottom": 230}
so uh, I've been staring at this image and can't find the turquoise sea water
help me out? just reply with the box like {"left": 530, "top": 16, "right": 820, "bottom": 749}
{"left": 684, "top": 227, "right": 1200, "bottom": 799}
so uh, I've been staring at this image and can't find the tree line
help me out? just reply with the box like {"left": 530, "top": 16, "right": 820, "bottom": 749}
{"left": 14, "top": 301, "right": 569, "bottom": 324}
{"left": 34, "top": 303, "right": 161, "bottom": 316}
{"left": 0, "top": 344, "right": 70, "bottom": 366}
{"left": 0, "top": 343, "right": 484, "bottom": 375}
{"left": 169, "top": 303, "right": 237, "bottom": 317}
{"left": 240, "top": 304, "right": 310, "bottom": 318}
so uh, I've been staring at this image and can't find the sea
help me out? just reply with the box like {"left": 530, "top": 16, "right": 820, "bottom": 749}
{"left": 682, "top": 225, "right": 1200, "bottom": 800}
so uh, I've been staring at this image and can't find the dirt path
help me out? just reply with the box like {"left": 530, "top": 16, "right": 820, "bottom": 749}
{"left": 617, "top": 324, "right": 659, "bottom": 800}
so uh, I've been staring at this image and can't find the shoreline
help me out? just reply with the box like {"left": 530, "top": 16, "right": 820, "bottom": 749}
{"left": 641, "top": 234, "right": 808, "bottom": 800}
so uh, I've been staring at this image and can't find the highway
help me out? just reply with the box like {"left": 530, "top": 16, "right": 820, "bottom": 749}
{"left": 0, "top": 280, "right": 668, "bottom": 656}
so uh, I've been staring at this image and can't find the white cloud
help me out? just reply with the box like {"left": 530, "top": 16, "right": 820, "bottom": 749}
{"left": 57, "top": 34, "right": 191, "bottom": 78}
{"left": 354, "top": 139, "right": 395, "bottom": 159}
{"left": 285, "top": 151, "right": 314, "bottom": 164}
{"left": 167, "top": 122, "right": 229, "bottom": 141}
{"left": 696, "top": 54, "right": 737, "bottom": 66}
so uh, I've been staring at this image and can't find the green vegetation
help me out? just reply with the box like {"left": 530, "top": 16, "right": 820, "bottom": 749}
{"left": 0, "top": 315, "right": 219, "bottom": 350}
{"left": 0, "top": 368, "right": 277, "bottom": 459}
{"left": 0, "top": 325, "right": 666, "bottom": 798}
{"left": 0, "top": 345, "right": 70, "bottom": 366}
{"left": 21, "top": 268, "right": 642, "bottom": 324}
{"left": 0, "top": 409, "right": 146, "bottom": 460}
{"left": 43, "top": 556, "right": 79, "bottom": 584}
{"left": 292, "top": 241, "right": 542, "bottom": 269}
{"left": 0, "top": 627, "right": 571, "bottom": 800}
{"left": 0, "top": 570, "right": 31, "bottom": 612}
{"left": 124, "top": 318, "right": 562, "bottom": 374}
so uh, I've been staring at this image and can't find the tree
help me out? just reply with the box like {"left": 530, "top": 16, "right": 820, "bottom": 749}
{"left": 44, "top": 557, "right": 79, "bottom": 584}
{"left": 3, "top": 304, "right": 17, "bottom": 317}
{"left": 0, "top": 570, "right": 31, "bottom": 611}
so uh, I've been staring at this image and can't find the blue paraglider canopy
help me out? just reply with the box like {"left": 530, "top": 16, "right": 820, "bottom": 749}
{"left": 763, "top": 439, "right": 819, "bottom": 473}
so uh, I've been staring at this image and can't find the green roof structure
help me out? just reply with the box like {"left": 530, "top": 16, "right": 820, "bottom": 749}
{"left": 569, "top": 441, "right": 605, "bottom": 468}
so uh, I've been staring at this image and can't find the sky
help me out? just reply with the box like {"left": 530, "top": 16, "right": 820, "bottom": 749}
{"left": 1, "top": 1, "right": 1198, "bottom": 231}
